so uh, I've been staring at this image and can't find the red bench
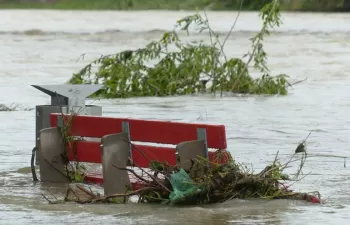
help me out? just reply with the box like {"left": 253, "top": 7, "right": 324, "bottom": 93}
{"left": 48, "top": 113, "right": 230, "bottom": 193}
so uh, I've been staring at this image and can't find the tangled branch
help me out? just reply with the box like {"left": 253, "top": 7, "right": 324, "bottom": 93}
{"left": 43, "top": 143, "right": 321, "bottom": 205}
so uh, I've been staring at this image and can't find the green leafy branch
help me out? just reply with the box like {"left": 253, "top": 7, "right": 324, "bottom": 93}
{"left": 69, "top": 0, "right": 290, "bottom": 98}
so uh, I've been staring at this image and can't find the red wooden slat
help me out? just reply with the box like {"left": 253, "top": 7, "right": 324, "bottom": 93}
{"left": 84, "top": 173, "right": 145, "bottom": 190}
{"left": 69, "top": 141, "right": 176, "bottom": 168}
{"left": 68, "top": 141, "right": 230, "bottom": 167}
{"left": 50, "top": 113, "right": 227, "bottom": 149}
{"left": 132, "top": 145, "right": 177, "bottom": 168}
{"left": 84, "top": 173, "right": 103, "bottom": 185}
{"left": 68, "top": 141, "right": 101, "bottom": 163}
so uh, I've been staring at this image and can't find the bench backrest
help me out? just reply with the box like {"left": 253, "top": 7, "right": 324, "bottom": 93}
{"left": 50, "top": 113, "right": 228, "bottom": 168}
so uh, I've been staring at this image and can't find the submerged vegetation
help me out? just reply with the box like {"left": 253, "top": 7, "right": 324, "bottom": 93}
{"left": 69, "top": 0, "right": 292, "bottom": 98}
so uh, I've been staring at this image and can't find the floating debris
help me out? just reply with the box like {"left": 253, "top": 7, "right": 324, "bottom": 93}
{"left": 43, "top": 150, "right": 321, "bottom": 206}
{"left": 0, "top": 103, "right": 34, "bottom": 111}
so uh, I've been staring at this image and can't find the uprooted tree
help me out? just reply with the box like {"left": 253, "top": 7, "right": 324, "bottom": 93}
{"left": 69, "top": 0, "right": 291, "bottom": 98}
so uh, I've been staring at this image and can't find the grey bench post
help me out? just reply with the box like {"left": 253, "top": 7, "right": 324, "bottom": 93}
{"left": 176, "top": 128, "right": 208, "bottom": 170}
{"left": 38, "top": 127, "right": 68, "bottom": 182}
{"left": 101, "top": 132, "right": 131, "bottom": 196}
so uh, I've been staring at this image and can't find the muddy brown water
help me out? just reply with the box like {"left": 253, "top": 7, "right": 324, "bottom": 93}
{"left": 1, "top": 10, "right": 350, "bottom": 225}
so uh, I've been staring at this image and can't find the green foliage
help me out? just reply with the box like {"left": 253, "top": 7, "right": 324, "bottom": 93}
{"left": 2, "top": 0, "right": 350, "bottom": 11}
{"left": 66, "top": 162, "right": 86, "bottom": 183}
{"left": 69, "top": 0, "right": 289, "bottom": 98}
{"left": 300, "top": 0, "right": 345, "bottom": 12}
{"left": 214, "top": 0, "right": 272, "bottom": 10}
{"left": 58, "top": 114, "right": 87, "bottom": 183}
{"left": 0, "top": 0, "right": 214, "bottom": 10}
{"left": 138, "top": 151, "right": 317, "bottom": 205}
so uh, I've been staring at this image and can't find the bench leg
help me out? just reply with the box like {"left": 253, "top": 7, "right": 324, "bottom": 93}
{"left": 176, "top": 140, "right": 207, "bottom": 171}
{"left": 101, "top": 132, "right": 131, "bottom": 196}
{"left": 39, "top": 127, "right": 69, "bottom": 183}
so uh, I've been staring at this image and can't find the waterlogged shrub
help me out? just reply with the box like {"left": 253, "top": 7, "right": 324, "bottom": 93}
{"left": 69, "top": 0, "right": 289, "bottom": 98}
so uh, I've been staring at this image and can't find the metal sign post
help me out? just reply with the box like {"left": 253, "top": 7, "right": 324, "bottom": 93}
{"left": 32, "top": 84, "right": 103, "bottom": 165}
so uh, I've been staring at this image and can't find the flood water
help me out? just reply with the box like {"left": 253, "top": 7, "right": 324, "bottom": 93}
{"left": 1, "top": 10, "right": 350, "bottom": 225}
